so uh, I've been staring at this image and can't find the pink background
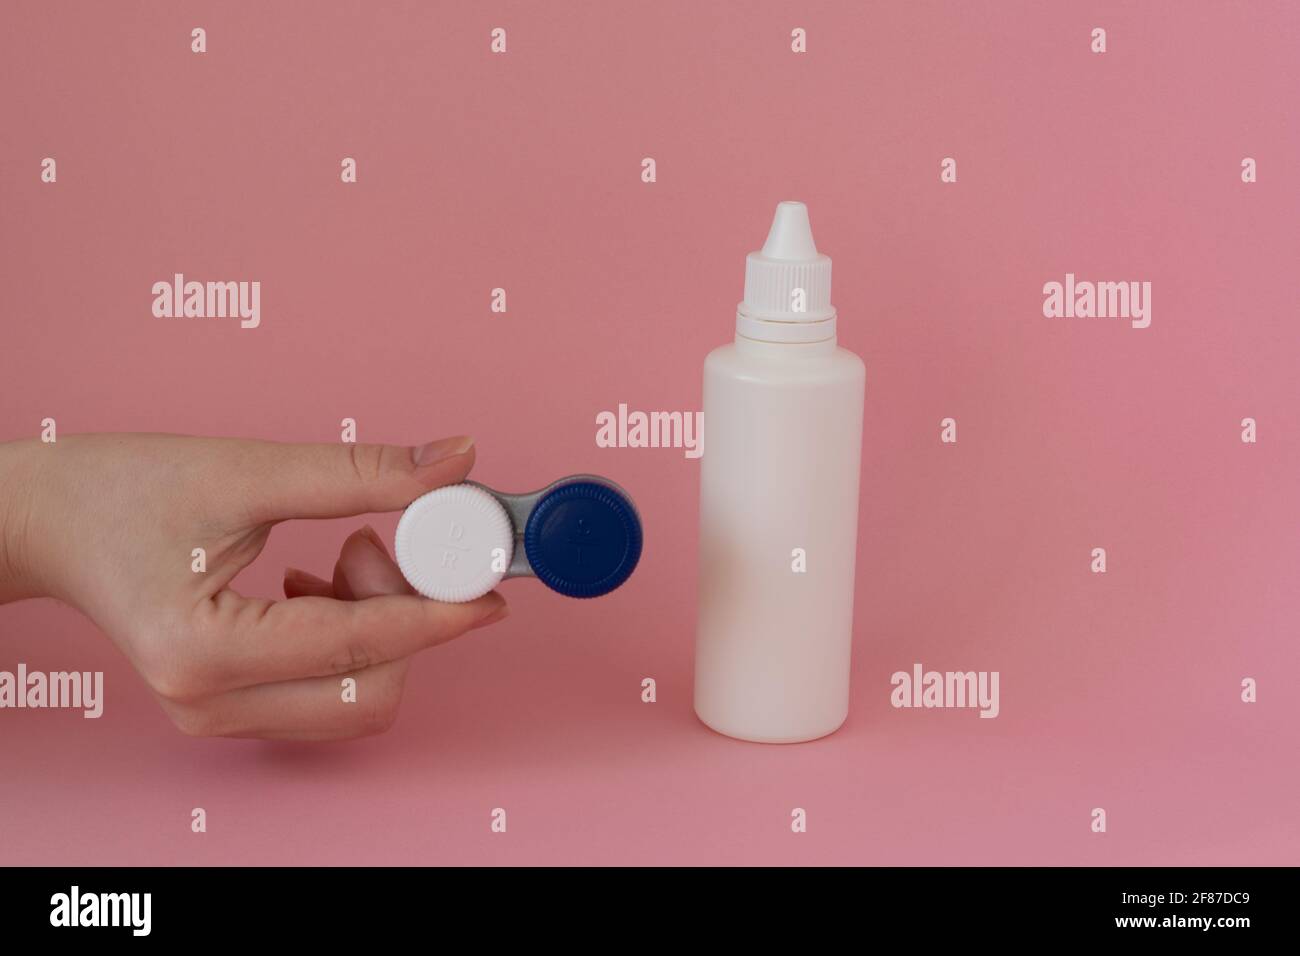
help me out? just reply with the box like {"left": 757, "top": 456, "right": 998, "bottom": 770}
{"left": 2, "top": 2, "right": 1299, "bottom": 865}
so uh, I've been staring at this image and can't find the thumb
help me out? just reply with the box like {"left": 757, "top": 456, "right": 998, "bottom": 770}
{"left": 250, "top": 436, "right": 476, "bottom": 521}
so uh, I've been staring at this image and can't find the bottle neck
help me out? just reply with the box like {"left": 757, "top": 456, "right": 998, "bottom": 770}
{"left": 733, "top": 331, "right": 838, "bottom": 357}
{"left": 735, "top": 306, "right": 837, "bottom": 346}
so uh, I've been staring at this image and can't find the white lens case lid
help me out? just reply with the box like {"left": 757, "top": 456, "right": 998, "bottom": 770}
{"left": 394, "top": 484, "right": 514, "bottom": 603}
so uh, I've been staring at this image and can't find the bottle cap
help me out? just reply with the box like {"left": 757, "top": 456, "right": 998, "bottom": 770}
{"left": 737, "top": 200, "right": 835, "bottom": 343}
{"left": 395, "top": 484, "right": 513, "bottom": 602}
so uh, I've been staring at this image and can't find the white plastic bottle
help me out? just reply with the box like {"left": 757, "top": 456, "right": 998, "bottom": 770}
{"left": 694, "top": 201, "right": 865, "bottom": 743}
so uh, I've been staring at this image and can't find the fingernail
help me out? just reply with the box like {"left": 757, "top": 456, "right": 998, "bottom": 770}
{"left": 284, "top": 567, "right": 330, "bottom": 588}
{"left": 359, "top": 524, "right": 388, "bottom": 555}
{"left": 412, "top": 435, "right": 474, "bottom": 468}
{"left": 470, "top": 599, "right": 509, "bottom": 630}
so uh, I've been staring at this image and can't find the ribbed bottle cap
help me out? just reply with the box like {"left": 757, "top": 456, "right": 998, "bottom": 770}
{"left": 737, "top": 201, "right": 835, "bottom": 343}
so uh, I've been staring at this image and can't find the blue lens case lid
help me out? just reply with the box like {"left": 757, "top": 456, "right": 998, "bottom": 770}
{"left": 523, "top": 480, "right": 643, "bottom": 599}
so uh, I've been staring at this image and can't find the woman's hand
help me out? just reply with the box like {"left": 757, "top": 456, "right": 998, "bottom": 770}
{"left": 0, "top": 433, "right": 508, "bottom": 740}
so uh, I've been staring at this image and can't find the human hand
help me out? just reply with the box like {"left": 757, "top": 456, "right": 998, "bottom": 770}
{"left": 0, "top": 433, "right": 508, "bottom": 740}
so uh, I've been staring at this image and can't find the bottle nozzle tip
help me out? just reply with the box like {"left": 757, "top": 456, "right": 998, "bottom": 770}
{"left": 760, "top": 201, "right": 818, "bottom": 260}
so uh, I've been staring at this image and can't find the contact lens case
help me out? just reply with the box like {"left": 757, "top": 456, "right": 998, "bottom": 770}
{"left": 394, "top": 476, "right": 642, "bottom": 602}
